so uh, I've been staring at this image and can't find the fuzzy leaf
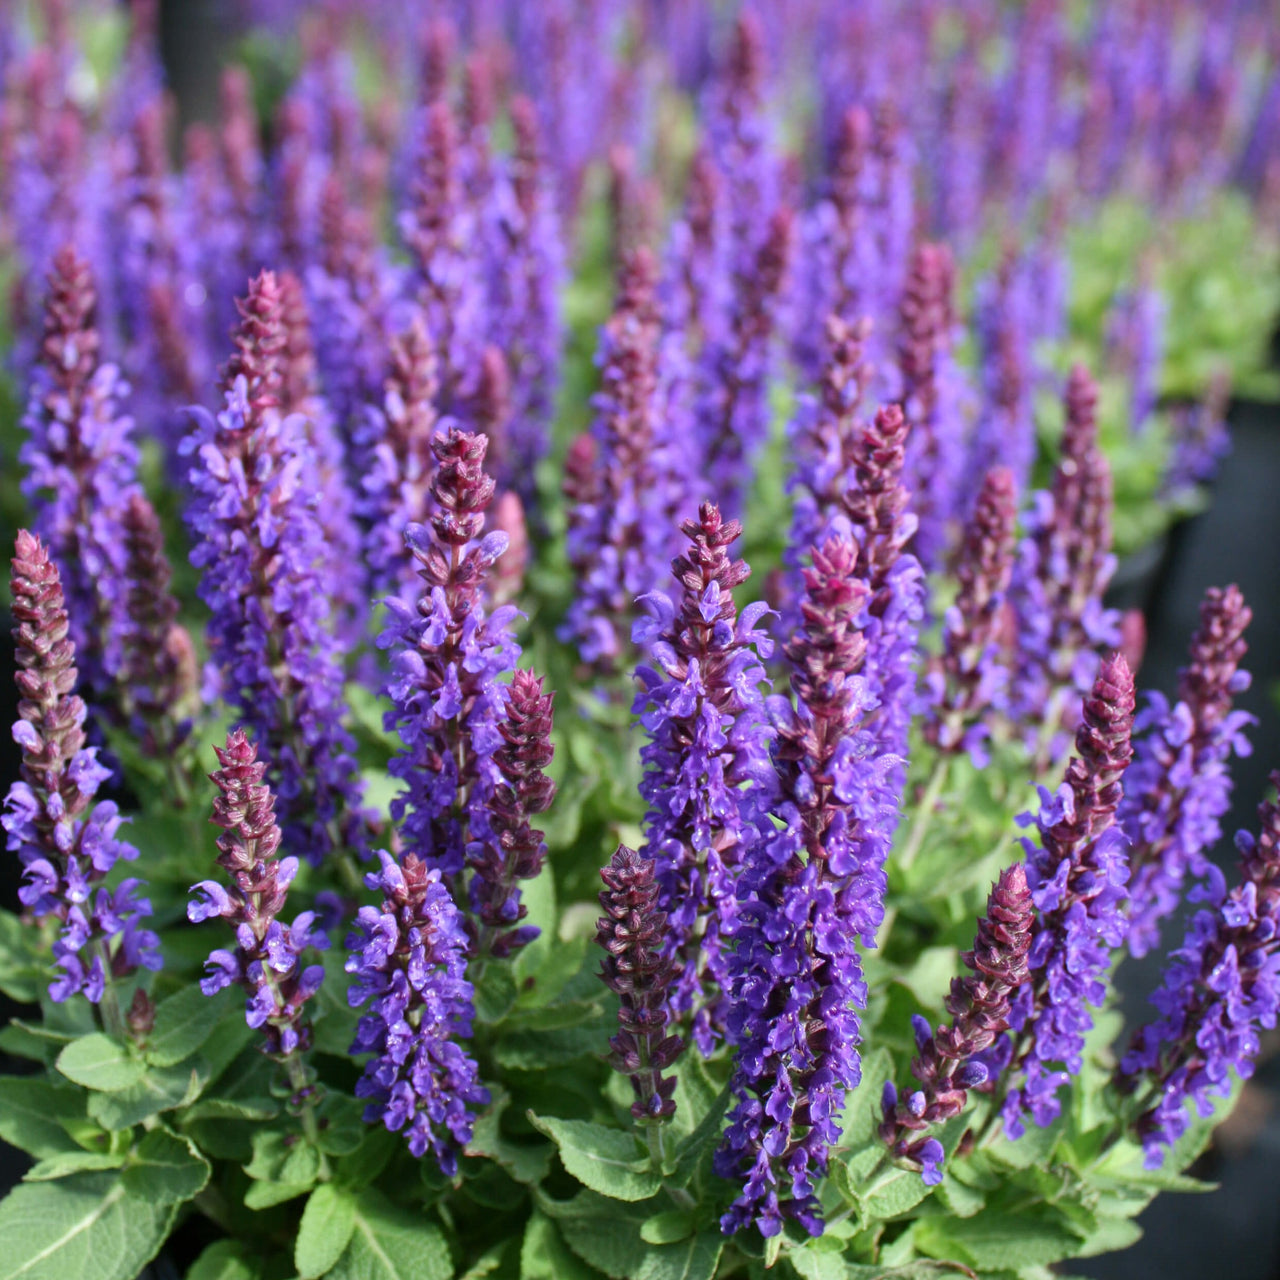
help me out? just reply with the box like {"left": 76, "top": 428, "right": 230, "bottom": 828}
{"left": 914, "top": 1208, "right": 1084, "bottom": 1270}
{"left": 466, "top": 1089, "right": 551, "bottom": 1184}
{"left": 0, "top": 1173, "right": 174, "bottom": 1280}
{"left": 0, "top": 1079, "right": 86, "bottom": 1159}
{"left": 145, "top": 984, "right": 235, "bottom": 1067}
{"left": 520, "top": 1212, "right": 604, "bottom": 1280}
{"left": 55, "top": 1035, "right": 145, "bottom": 1093}
{"left": 87, "top": 1060, "right": 208, "bottom": 1131}
{"left": 858, "top": 1164, "right": 935, "bottom": 1223}
{"left": 0, "top": 910, "right": 42, "bottom": 1003}
{"left": 122, "top": 1129, "right": 210, "bottom": 1205}
{"left": 528, "top": 1114, "right": 660, "bottom": 1202}
{"left": 296, "top": 1184, "right": 357, "bottom": 1278}
{"left": 186, "top": 1239, "right": 268, "bottom": 1280}
{"left": 329, "top": 1189, "right": 452, "bottom": 1280}
{"left": 639, "top": 1211, "right": 696, "bottom": 1245}
{"left": 23, "top": 1151, "right": 125, "bottom": 1182}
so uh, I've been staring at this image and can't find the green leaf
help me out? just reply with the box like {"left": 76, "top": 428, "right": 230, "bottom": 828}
{"left": 186, "top": 1239, "right": 268, "bottom": 1280}
{"left": 87, "top": 1059, "right": 208, "bottom": 1130}
{"left": 914, "top": 1208, "right": 1084, "bottom": 1270}
{"left": 24, "top": 1151, "right": 125, "bottom": 1181}
{"left": 244, "top": 1179, "right": 314, "bottom": 1210}
{"left": 495, "top": 1024, "right": 608, "bottom": 1070}
{"left": 55, "top": 1034, "right": 145, "bottom": 1092}
{"left": 466, "top": 1089, "right": 552, "bottom": 1185}
{"left": 520, "top": 1212, "right": 605, "bottom": 1280}
{"left": 0, "top": 1173, "right": 174, "bottom": 1280}
{"left": 474, "top": 963, "right": 519, "bottom": 1025}
{"left": 858, "top": 1164, "right": 935, "bottom": 1223}
{"left": 330, "top": 1189, "right": 452, "bottom": 1280}
{"left": 122, "top": 1129, "right": 210, "bottom": 1205}
{"left": 0, "top": 1079, "right": 86, "bottom": 1159}
{"left": 527, "top": 1114, "right": 660, "bottom": 1202}
{"left": 635, "top": 1233, "right": 722, "bottom": 1280}
{"left": 145, "top": 984, "right": 235, "bottom": 1067}
{"left": 0, "top": 910, "right": 42, "bottom": 1003}
{"left": 837, "top": 1048, "right": 894, "bottom": 1149}
{"left": 296, "top": 1184, "right": 357, "bottom": 1279}
{"left": 640, "top": 1211, "right": 695, "bottom": 1245}
{"left": 670, "top": 1083, "right": 731, "bottom": 1187}
{"left": 1073, "top": 1214, "right": 1143, "bottom": 1258}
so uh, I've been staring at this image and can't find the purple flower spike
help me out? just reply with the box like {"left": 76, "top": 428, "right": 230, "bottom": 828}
{"left": 20, "top": 245, "right": 140, "bottom": 699}
{"left": 1010, "top": 365, "right": 1121, "bottom": 764}
{"left": 183, "top": 270, "right": 366, "bottom": 867}
{"left": 3, "top": 532, "right": 159, "bottom": 1005}
{"left": 120, "top": 492, "right": 198, "bottom": 758}
{"left": 717, "top": 537, "right": 891, "bottom": 1239}
{"left": 633, "top": 503, "right": 775, "bottom": 1055}
{"left": 1002, "top": 655, "right": 1136, "bottom": 1137}
{"left": 562, "top": 247, "right": 688, "bottom": 671}
{"left": 926, "top": 466, "right": 1018, "bottom": 765}
{"left": 345, "top": 849, "right": 488, "bottom": 1174}
{"left": 1122, "top": 585, "right": 1253, "bottom": 957}
{"left": 190, "top": 729, "right": 325, "bottom": 1059}
{"left": 897, "top": 241, "right": 970, "bottom": 569}
{"left": 597, "top": 845, "right": 683, "bottom": 1125}
{"left": 881, "top": 864, "right": 1034, "bottom": 1182}
{"left": 1121, "top": 773, "right": 1280, "bottom": 1168}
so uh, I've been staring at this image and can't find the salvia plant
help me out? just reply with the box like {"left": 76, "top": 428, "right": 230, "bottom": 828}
{"left": 0, "top": 3, "right": 1277, "bottom": 1280}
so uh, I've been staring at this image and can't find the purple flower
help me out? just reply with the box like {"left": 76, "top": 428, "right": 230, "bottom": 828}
{"left": 1123, "top": 585, "right": 1253, "bottom": 957}
{"left": 345, "top": 850, "right": 488, "bottom": 1174}
{"left": 717, "top": 538, "right": 889, "bottom": 1238}
{"left": 183, "top": 271, "right": 366, "bottom": 866}
{"left": 19, "top": 246, "right": 140, "bottom": 697}
{"left": 1009, "top": 365, "right": 1121, "bottom": 765}
{"left": 881, "top": 864, "right": 1034, "bottom": 1183}
{"left": 1121, "top": 774, "right": 1280, "bottom": 1168}
{"left": 596, "top": 846, "right": 683, "bottom": 1125}
{"left": 925, "top": 466, "right": 1018, "bottom": 765}
{"left": 119, "top": 492, "right": 198, "bottom": 757}
{"left": 633, "top": 503, "right": 776, "bottom": 1055}
{"left": 3, "top": 532, "right": 159, "bottom": 1004}
{"left": 1001, "top": 655, "right": 1136, "bottom": 1136}
{"left": 188, "top": 729, "right": 325, "bottom": 1059}
{"left": 562, "top": 247, "right": 690, "bottom": 671}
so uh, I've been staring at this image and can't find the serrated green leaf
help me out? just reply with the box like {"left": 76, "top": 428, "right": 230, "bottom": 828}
{"left": 635, "top": 1232, "right": 722, "bottom": 1280}
{"left": 528, "top": 1113, "right": 660, "bottom": 1202}
{"left": 1072, "top": 1214, "right": 1143, "bottom": 1259}
{"left": 0, "top": 1173, "right": 174, "bottom": 1280}
{"left": 520, "top": 1211, "right": 604, "bottom": 1280}
{"left": 0, "top": 1079, "right": 86, "bottom": 1159}
{"left": 121, "top": 1129, "right": 210, "bottom": 1205}
{"left": 859, "top": 1164, "right": 935, "bottom": 1223}
{"left": 296, "top": 1183, "right": 357, "bottom": 1278}
{"left": 87, "top": 1058, "right": 208, "bottom": 1130}
{"left": 187, "top": 1239, "right": 271, "bottom": 1280}
{"left": 936, "top": 1172, "right": 985, "bottom": 1218}
{"left": 245, "top": 1129, "right": 321, "bottom": 1186}
{"left": 55, "top": 1034, "right": 145, "bottom": 1092}
{"left": 329, "top": 1189, "right": 452, "bottom": 1280}
{"left": 244, "top": 1179, "right": 314, "bottom": 1210}
{"left": 145, "top": 984, "right": 235, "bottom": 1067}
{"left": 914, "top": 1208, "right": 1084, "bottom": 1270}
{"left": 466, "top": 1089, "right": 551, "bottom": 1184}
{"left": 23, "top": 1150, "right": 125, "bottom": 1181}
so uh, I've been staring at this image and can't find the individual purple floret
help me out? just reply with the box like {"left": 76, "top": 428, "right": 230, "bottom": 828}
{"left": 924, "top": 466, "right": 1018, "bottom": 765}
{"left": 19, "top": 245, "right": 140, "bottom": 697}
{"left": 183, "top": 270, "right": 365, "bottom": 866}
{"left": 1010, "top": 365, "right": 1121, "bottom": 764}
{"left": 1001, "top": 654, "right": 1135, "bottom": 1137}
{"left": 1122, "top": 585, "right": 1253, "bottom": 957}
{"left": 562, "top": 247, "right": 687, "bottom": 671}
{"left": 1121, "top": 771, "right": 1280, "bottom": 1168}
{"left": 345, "top": 847, "right": 488, "bottom": 1173}
{"left": 881, "top": 863, "right": 1035, "bottom": 1184}
{"left": 717, "top": 538, "right": 892, "bottom": 1239}
{"left": 189, "top": 728, "right": 326, "bottom": 1058}
{"left": 632, "top": 503, "right": 776, "bottom": 1055}
{"left": 3, "top": 531, "right": 160, "bottom": 1008}
{"left": 596, "top": 845, "right": 684, "bottom": 1129}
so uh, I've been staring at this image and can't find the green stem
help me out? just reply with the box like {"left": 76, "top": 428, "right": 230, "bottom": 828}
{"left": 897, "top": 756, "right": 951, "bottom": 873}
{"left": 95, "top": 940, "right": 124, "bottom": 1040}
